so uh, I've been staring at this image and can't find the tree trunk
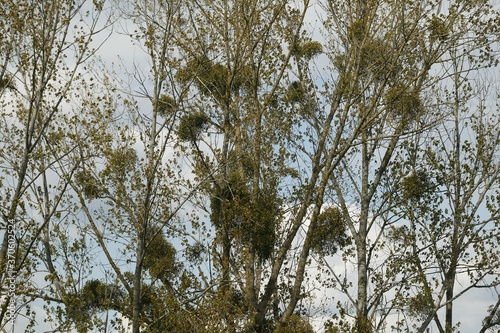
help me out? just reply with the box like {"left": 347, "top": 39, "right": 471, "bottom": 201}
{"left": 445, "top": 279, "right": 454, "bottom": 333}
{"left": 132, "top": 229, "right": 145, "bottom": 333}
{"left": 356, "top": 240, "right": 371, "bottom": 333}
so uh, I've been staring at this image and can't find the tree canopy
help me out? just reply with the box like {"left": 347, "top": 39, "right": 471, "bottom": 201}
{"left": 1, "top": 0, "right": 500, "bottom": 332}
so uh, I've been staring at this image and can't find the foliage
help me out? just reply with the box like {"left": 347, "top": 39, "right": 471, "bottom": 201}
{"left": 400, "top": 170, "right": 435, "bottom": 201}
{"left": 178, "top": 111, "right": 210, "bottom": 141}
{"left": 177, "top": 56, "right": 253, "bottom": 101}
{"left": 310, "top": 207, "right": 348, "bottom": 256}
{"left": 428, "top": 15, "right": 449, "bottom": 42}
{"left": 1, "top": 0, "right": 500, "bottom": 332}
{"left": 210, "top": 167, "right": 280, "bottom": 261}
{"left": 143, "top": 226, "right": 181, "bottom": 283}
{"left": 274, "top": 314, "right": 315, "bottom": 333}
{"left": 385, "top": 85, "right": 424, "bottom": 123}
{"left": 79, "top": 279, "right": 124, "bottom": 313}
{"left": 286, "top": 81, "right": 306, "bottom": 104}
{"left": 292, "top": 41, "right": 323, "bottom": 60}
{"left": 157, "top": 94, "right": 176, "bottom": 117}
{"left": 74, "top": 171, "right": 106, "bottom": 199}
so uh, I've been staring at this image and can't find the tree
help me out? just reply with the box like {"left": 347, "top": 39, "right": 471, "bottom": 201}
{"left": 314, "top": 0, "right": 500, "bottom": 332}
{"left": 0, "top": 0, "right": 109, "bottom": 330}
{"left": 62, "top": 0, "right": 212, "bottom": 331}
{"left": 171, "top": 0, "right": 343, "bottom": 331}
{"left": 1, "top": 0, "right": 500, "bottom": 332}
{"left": 388, "top": 28, "right": 500, "bottom": 333}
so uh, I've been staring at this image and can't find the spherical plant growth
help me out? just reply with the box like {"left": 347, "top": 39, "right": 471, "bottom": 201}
{"left": 243, "top": 190, "right": 279, "bottom": 261}
{"left": 79, "top": 279, "right": 124, "bottom": 312}
{"left": 385, "top": 85, "right": 424, "bottom": 123}
{"left": 209, "top": 160, "right": 280, "bottom": 261}
{"left": 292, "top": 40, "right": 323, "bottom": 60}
{"left": 285, "top": 81, "right": 306, "bottom": 104}
{"left": 176, "top": 56, "right": 254, "bottom": 102}
{"left": 177, "top": 112, "right": 209, "bottom": 142}
{"left": 347, "top": 18, "right": 366, "bottom": 44}
{"left": 311, "top": 207, "right": 348, "bottom": 256}
{"left": 143, "top": 227, "right": 181, "bottom": 284}
{"left": 102, "top": 146, "right": 138, "bottom": 181}
{"left": 428, "top": 16, "right": 449, "bottom": 42}
{"left": 400, "top": 170, "right": 435, "bottom": 201}
{"left": 74, "top": 171, "right": 105, "bottom": 199}
{"left": 156, "top": 94, "right": 176, "bottom": 117}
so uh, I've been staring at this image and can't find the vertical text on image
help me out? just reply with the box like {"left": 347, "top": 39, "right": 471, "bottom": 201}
{"left": 5, "top": 220, "right": 17, "bottom": 329}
